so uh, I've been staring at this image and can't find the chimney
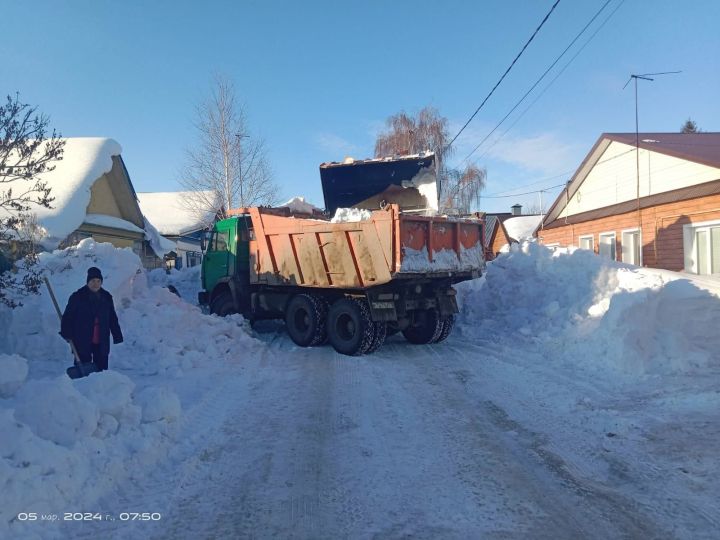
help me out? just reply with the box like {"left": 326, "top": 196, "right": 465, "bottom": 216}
{"left": 511, "top": 203, "right": 522, "bottom": 216}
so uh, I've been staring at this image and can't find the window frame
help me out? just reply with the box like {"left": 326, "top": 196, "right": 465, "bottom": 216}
{"left": 598, "top": 231, "right": 616, "bottom": 261}
{"left": 683, "top": 218, "right": 720, "bottom": 275}
{"left": 621, "top": 227, "right": 642, "bottom": 266}
{"left": 578, "top": 234, "right": 594, "bottom": 252}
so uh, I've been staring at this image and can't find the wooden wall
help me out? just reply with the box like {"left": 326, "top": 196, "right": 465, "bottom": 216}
{"left": 537, "top": 193, "right": 720, "bottom": 271}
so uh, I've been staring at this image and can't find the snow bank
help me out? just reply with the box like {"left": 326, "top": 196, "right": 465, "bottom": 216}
{"left": 0, "top": 354, "right": 28, "bottom": 398}
{"left": 457, "top": 242, "right": 720, "bottom": 377}
{"left": 147, "top": 265, "right": 202, "bottom": 305}
{"left": 0, "top": 238, "right": 262, "bottom": 537}
{"left": 502, "top": 215, "right": 542, "bottom": 242}
{"left": 331, "top": 208, "right": 372, "bottom": 223}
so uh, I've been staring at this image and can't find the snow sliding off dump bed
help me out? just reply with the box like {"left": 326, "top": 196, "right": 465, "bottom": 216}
{"left": 198, "top": 155, "right": 484, "bottom": 355}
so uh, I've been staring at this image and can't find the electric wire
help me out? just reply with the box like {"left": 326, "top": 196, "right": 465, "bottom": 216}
{"left": 472, "top": 0, "right": 626, "bottom": 165}
{"left": 445, "top": 0, "right": 562, "bottom": 152}
{"left": 461, "top": 0, "right": 616, "bottom": 164}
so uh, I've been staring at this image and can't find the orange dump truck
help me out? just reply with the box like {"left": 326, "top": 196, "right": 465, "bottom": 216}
{"left": 199, "top": 203, "right": 484, "bottom": 355}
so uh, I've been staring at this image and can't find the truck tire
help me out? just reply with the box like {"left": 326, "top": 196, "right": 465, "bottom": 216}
{"left": 402, "top": 309, "right": 443, "bottom": 344}
{"left": 365, "top": 322, "right": 387, "bottom": 354}
{"left": 285, "top": 294, "right": 327, "bottom": 347}
{"left": 210, "top": 292, "right": 237, "bottom": 316}
{"left": 434, "top": 314, "right": 456, "bottom": 343}
{"left": 327, "top": 297, "right": 374, "bottom": 356}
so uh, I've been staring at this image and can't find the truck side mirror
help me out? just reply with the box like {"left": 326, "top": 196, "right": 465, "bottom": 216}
{"left": 200, "top": 231, "right": 209, "bottom": 252}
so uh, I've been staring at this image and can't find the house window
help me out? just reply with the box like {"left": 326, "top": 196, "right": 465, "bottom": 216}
{"left": 578, "top": 235, "right": 594, "bottom": 251}
{"left": 685, "top": 221, "right": 720, "bottom": 275}
{"left": 598, "top": 232, "right": 616, "bottom": 260}
{"left": 186, "top": 251, "right": 202, "bottom": 267}
{"left": 621, "top": 229, "right": 642, "bottom": 266}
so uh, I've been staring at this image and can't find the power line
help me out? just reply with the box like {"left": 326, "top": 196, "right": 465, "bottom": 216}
{"left": 471, "top": 0, "right": 625, "bottom": 164}
{"left": 445, "top": 0, "right": 562, "bottom": 152}
{"left": 483, "top": 182, "right": 567, "bottom": 199}
{"left": 461, "top": 0, "right": 615, "bottom": 163}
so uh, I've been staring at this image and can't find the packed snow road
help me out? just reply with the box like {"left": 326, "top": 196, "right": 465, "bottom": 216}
{"left": 5, "top": 241, "right": 719, "bottom": 539}
{"left": 77, "top": 326, "right": 694, "bottom": 539}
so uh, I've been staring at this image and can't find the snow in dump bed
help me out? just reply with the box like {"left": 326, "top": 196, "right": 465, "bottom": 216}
{"left": 399, "top": 244, "right": 484, "bottom": 273}
{"left": 502, "top": 214, "right": 543, "bottom": 242}
{"left": 331, "top": 207, "right": 372, "bottom": 223}
{"left": 456, "top": 241, "right": 720, "bottom": 376}
{"left": 279, "top": 196, "right": 323, "bottom": 214}
{"left": 0, "top": 138, "right": 122, "bottom": 250}
{"left": 0, "top": 239, "right": 263, "bottom": 538}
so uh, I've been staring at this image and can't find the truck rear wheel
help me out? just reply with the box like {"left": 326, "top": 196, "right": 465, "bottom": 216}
{"left": 434, "top": 314, "right": 456, "bottom": 343}
{"left": 327, "top": 298, "right": 374, "bottom": 356}
{"left": 285, "top": 294, "right": 328, "bottom": 347}
{"left": 365, "top": 322, "right": 387, "bottom": 354}
{"left": 402, "top": 309, "right": 443, "bottom": 344}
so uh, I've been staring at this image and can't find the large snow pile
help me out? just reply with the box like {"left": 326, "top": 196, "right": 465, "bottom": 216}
{"left": 456, "top": 242, "right": 720, "bottom": 377}
{"left": 147, "top": 265, "right": 203, "bottom": 305}
{"left": 0, "top": 239, "right": 261, "bottom": 538}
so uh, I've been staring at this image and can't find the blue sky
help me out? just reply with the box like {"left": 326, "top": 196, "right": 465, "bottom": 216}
{"left": 3, "top": 0, "right": 719, "bottom": 213}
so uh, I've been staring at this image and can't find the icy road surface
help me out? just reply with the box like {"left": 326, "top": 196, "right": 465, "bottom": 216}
{"left": 75, "top": 325, "right": 716, "bottom": 539}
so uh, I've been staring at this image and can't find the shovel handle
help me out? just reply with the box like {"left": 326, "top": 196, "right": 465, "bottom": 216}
{"left": 44, "top": 276, "right": 83, "bottom": 366}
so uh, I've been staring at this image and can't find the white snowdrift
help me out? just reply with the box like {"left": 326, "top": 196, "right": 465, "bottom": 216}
{"left": 0, "top": 239, "right": 262, "bottom": 538}
{"left": 456, "top": 242, "right": 720, "bottom": 376}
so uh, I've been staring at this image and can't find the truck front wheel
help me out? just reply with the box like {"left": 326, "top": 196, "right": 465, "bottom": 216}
{"left": 285, "top": 294, "right": 328, "bottom": 347}
{"left": 402, "top": 309, "right": 443, "bottom": 344}
{"left": 210, "top": 292, "right": 237, "bottom": 316}
{"left": 327, "top": 298, "right": 374, "bottom": 356}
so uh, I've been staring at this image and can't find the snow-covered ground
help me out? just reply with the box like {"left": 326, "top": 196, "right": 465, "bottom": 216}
{"left": 1, "top": 240, "right": 719, "bottom": 539}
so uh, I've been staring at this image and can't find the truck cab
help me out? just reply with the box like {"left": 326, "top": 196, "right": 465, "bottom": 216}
{"left": 198, "top": 215, "right": 252, "bottom": 315}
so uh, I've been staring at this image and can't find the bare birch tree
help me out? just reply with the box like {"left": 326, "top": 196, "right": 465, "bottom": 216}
{"left": 0, "top": 93, "right": 64, "bottom": 307}
{"left": 374, "top": 107, "right": 485, "bottom": 214}
{"left": 181, "top": 76, "right": 279, "bottom": 222}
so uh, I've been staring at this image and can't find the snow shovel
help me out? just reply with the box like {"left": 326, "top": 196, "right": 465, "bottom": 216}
{"left": 44, "top": 276, "right": 98, "bottom": 379}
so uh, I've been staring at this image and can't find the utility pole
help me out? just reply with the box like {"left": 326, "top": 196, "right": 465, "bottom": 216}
{"left": 235, "top": 133, "right": 249, "bottom": 207}
{"left": 623, "top": 71, "right": 680, "bottom": 262}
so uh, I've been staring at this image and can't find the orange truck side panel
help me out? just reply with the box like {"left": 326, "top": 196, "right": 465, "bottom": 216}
{"left": 237, "top": 205, "right": 482, "bottom": 289}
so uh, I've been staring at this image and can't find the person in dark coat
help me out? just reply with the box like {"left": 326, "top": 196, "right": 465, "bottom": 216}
{"left": 60, "top": 267, "right": 123, "bottom": 371}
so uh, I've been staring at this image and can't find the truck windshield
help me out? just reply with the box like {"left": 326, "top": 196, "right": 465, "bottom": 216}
{"left": 211, "top": 230, "right": 229, "bottom": 252}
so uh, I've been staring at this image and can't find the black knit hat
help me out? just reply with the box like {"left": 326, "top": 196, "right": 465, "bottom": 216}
{"left": 86, "top": 267, "right": 103, "bottom": 283}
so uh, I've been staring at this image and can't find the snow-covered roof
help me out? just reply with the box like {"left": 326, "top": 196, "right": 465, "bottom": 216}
{"left": 84, "top": 214, "right": 145, "bottom": 234}
{"left": 279, "top": 196, "right": 322, "bottom": 214}
{"left": 1, "top": 138, "right": 122, "bottom": 249}
{"left": 137, "top": 191, "right": 222, "bottom": 236}
{"left": 502, "top": 215, "right": 543, "bottom": 242}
